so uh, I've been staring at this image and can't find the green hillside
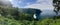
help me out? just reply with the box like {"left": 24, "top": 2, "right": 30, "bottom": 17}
{"left": 0, "top": 2, "right": 60, "bottom": 25}
{"left": 0, "top": 16, "right": 60, "bottom": 25}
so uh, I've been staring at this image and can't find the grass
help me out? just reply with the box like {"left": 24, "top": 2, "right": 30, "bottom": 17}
{"left": 0, "top": 16, "right": 60, "bottom": 25}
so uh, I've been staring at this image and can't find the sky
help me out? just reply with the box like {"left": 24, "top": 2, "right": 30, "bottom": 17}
{"left": 1, "top": 0, "right": 57, "bottom": 18}
{"left": 9, "top": 0, "right": 54, "bottom": 10}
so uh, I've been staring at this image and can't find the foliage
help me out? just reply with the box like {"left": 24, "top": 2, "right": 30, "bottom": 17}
{"left": 0, "top": 16, "right": 34, "bottom": 25}
{"left": 0, "top": 3, "right": 60, "bottom": 25}
{"left": 0, "top": 6, "right": 60, "bottom": 25}
{"left": 0, "top": 16, "right": 60, "bottom": 25}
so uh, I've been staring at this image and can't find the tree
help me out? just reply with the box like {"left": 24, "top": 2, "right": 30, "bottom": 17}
{"left": 53, "top": 0, "right": 60, "bottom": 15}
{"left": 19, "top": 8, "right": 42, "bottom": 21}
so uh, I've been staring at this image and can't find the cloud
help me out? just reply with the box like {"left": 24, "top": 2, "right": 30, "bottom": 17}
{"left": 10, "top": 0, "right": 22, "bottom": 7}
{"left": 24, "top": 0, "right": 54, "bottom": 10}
{"left": 10, "top": 0, "right": 54, "bottom": 10}
{"left": 36, "top": 0, "right": 45, "bottom": 3}
{"left": 18, "top": 1, "right": 22, "bottom": 3}
{"left": 24, "top": 4, "right": 54, "bottom": 10}
{"left": 9, "top": 0, "right": 12, "bottom": 2}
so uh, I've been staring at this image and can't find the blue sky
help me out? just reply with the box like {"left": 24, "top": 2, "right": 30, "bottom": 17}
{"left": 10, "top": 0, "right": 37, "bottom": 7}
{"left": 9, "top": 0, "right": 54, "bottom": 10}
{"left": 4, "top": 0, "right": 56, "bottom": 17}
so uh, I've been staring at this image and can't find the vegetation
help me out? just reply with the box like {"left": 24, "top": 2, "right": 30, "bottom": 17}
{"left": 0, "top": 16, "right": 60, "bottom": 25}
{"left": 53, "top": 0, "right": 60, "bottom": 15}
{"left": 0, "top": 6, "right": 60, "bottom": 25}
{"left": 0, "top": 0, "right": 60, "bottom": 25}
